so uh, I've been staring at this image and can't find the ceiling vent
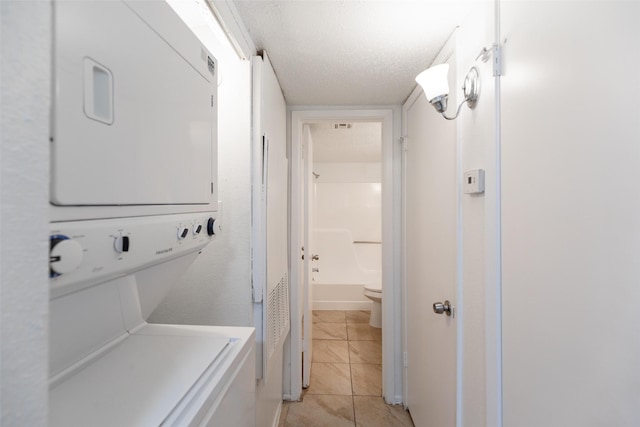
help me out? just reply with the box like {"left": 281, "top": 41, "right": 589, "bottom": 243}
{"left": 334, "top": 123, "right": 352, "bottom": 129}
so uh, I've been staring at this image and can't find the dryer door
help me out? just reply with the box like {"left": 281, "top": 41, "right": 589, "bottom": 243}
{"left": 52, "top": 1, "right": 216, "bottom": 206}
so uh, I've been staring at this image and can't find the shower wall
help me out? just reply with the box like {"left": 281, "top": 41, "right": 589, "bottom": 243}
{"left": 312, "top": 162, "right": 382, "bottom": 310}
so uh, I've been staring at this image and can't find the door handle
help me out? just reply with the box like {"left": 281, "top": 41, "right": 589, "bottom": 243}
{"left": 312, "top": 254, "right": 319, "bottom": 261}
{"left": 312, "top": 268, "right": 319, "bottom": 273}
{"left": 433, "top": 300, "right": 452, "bottom": 316}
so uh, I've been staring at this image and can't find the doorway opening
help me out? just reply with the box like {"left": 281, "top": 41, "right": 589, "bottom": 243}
{"left": 309, "top": 121, "right": 382, "bottom": 314}
{"left": 306, "top": 120, "right": 383, "bottom": 396}
{"left": 288, "top": 108, "right": 400, "bottom": 404}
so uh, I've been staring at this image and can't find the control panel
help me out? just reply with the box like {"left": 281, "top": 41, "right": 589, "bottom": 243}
{"left": 49, "top": 212, "right": 220, "bottom": 298}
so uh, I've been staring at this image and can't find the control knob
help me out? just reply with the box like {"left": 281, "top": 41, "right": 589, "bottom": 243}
{"left": 114, "top": 235, "right": 130, "bottom": 254}
{"left": 50, "top": 236, "right": 83, "bottom": 276}
{"left": 177, "top": 226, "right": 189, "bottom": 241}
{"left": 207, "top": 217, "right": 216, "bottom": 236}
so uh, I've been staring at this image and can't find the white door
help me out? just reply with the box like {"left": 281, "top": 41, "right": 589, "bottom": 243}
{"left": 405, "top": 54, "right": 458, "bottom": 426}
{"left": 302, "top": 125, "right": 314, "bottom": 387}
{"left": 501, "top": 2, "right": 640, "bottom": 425}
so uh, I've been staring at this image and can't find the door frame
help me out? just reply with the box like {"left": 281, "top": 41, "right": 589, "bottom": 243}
{"left": 301, "top": 123, "right": 313, "bottom": 387}
{"left": 287, "top": 107, "right": 401, "bottom": 402}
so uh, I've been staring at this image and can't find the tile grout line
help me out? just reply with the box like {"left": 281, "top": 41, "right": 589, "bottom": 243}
{"left": 352, "top": 394, "right": 357, "bottom": 426}
{"left": 346, "top": 311, "right": 358, "bottom": 426}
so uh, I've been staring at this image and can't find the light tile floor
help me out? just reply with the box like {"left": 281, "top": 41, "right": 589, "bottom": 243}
{"left": 278, "top": 310, "right": 414, "bottom": 427}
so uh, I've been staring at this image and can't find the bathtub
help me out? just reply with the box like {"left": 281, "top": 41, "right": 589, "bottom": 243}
{"left": 312, "top": 283, "right": 372, "bottom": 310}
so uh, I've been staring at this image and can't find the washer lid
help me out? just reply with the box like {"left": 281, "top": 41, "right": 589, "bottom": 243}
{"left": 50, "top": 332, "right": 230, "bottom": 427}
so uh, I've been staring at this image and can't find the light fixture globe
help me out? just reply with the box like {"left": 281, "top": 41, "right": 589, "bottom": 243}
{"left": 415, "top": 63, "right": 481, "bottom": 120}
{"left": 415, "top": 63, "right": 450, "bottom": 103}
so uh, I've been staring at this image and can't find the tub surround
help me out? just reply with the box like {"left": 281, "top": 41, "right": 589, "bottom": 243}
{"left": 311, "top": 161, "right": 382, "bottom": 310}
{"left": 312, "top": 229, "right": 379, "bottom": 310}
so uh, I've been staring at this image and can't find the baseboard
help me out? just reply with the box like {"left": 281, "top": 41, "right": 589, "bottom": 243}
{"left": 313, "top": 301, "right": 372, "bottom": 311}
{"left": 383, "top": 394, "right": 405, "bottom": 405}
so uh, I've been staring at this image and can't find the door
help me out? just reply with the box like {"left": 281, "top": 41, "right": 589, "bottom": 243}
{"left": 251, "top": 53, "right": 289, "bottom": 382}
{"left": 405, "top": 51, "right": 458, "bottom": 426}
{"left": 301, "top": 124, "right": 314, "bottom": 387}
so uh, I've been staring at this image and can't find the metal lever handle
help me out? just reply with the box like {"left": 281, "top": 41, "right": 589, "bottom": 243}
{"left": 312, "top": 268, "right": 319, "bottom": 273}
{"left": 312, "top": 254, "right": 319, "bottom": 261}
{"left": 433, "top": 300, "right": 452, "bottom": 316}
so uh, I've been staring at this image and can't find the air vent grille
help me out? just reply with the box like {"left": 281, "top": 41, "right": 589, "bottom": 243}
{"left": 267, "top": 274, "right": 290, "bottom": 360}
{"left": 334, "top": 123, "right": 352, "bottom": 129}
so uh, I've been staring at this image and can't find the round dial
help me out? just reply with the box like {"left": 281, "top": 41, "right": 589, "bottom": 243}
{"left": 114, "top": 235, "right": 130, "bottom": 254}
{"left": 50, "top": 236, "right": 83, "bottom": 275}
{"left": 207, "top": 217, "right": 216, "bottom": 236}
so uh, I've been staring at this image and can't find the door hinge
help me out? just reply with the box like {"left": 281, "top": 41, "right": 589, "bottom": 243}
{"left": 492, "top": 43, "right": 503, "bottom": 77}
{"left": 211, "top": 94, "right": 214, "bottom": 107}
{"left": 211, "top": 182, "right": 214, "bottom": 194}
{"left": 400, "top": 136, "right": 408, "bottom": 153}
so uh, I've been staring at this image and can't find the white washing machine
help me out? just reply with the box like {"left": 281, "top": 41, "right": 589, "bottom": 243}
{"left": 48, "top": 2, "right": 255, "bottom": 426}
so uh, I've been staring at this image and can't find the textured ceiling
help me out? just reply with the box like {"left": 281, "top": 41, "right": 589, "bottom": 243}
{"left": 311, "top": 122, "right": 381, "bottom": 163}
{"left": 233, "top": 1, "right": 465, "bottom": 105}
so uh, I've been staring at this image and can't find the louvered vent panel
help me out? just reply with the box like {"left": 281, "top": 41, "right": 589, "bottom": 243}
{"left": 267, "top": 274, "right": 290, "bottom": 361}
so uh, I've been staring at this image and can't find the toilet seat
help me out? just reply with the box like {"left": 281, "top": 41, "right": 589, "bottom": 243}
{"left": 364, "top": 282, "right": 382, "bottom": 293}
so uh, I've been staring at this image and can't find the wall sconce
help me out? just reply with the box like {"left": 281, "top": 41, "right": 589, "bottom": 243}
{"left": 415, "top": 64, "right": 480, "bottom": 120}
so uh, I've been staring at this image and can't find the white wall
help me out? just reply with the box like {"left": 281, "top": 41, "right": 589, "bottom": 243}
{"left": 456, "top": 3, "right": 497, "bottom": 426}
{"left": 1, "top": 1, "right": 51, "bottom": 425}
{"left": 501, "top": 2, "right": 640, "bottom": 425}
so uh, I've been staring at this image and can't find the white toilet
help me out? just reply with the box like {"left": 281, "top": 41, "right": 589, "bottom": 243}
{"left": 363, "top": 281, "right": 382, "bottom": 328}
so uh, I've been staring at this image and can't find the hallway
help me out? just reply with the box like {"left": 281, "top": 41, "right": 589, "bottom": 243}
{"left": 278, "top": 310, "right": 413, "bottom": 427}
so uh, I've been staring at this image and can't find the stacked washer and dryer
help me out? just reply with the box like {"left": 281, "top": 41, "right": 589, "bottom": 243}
{"left": 48, "top": 2, "right": 255, "bottom": 426}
